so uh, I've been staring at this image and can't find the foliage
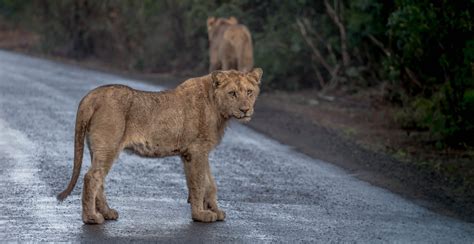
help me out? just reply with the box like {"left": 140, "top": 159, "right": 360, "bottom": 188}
{"left": 387, "top": 0, "right": 474, "bottom": 146}
{"left": 0, "top": 0, "right": 30, "bottom": 20}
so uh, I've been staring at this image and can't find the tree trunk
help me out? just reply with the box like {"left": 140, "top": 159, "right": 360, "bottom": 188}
{"left": 324, "top": 0, "right": 350, "bottom": 67}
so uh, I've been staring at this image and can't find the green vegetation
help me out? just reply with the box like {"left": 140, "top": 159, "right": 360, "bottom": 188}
{"left": 388, "top": 1, "right": 474, "bottom": 147}
{"left": 0, "top": 0, "right": 473, "bottom": 148}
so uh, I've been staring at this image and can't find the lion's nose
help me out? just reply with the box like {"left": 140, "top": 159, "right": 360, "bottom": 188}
{"left": 240, "top": 107, "right": 250, "bottom": 114}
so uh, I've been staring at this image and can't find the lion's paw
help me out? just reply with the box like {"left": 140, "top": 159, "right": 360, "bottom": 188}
{"left": 82, "top": 212, "right": 105, "bottom": 225}
{"left": 102, "top": 208, "right": 119, "bottom": 220}
{"left": 192, "top": 210, "right": 218, "bottom": 223}
{"left": 214, "top": 209, "right": 226, "bottom": 221}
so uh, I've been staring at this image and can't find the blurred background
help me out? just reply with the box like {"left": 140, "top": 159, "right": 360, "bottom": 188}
{"left": 0, "top": 0, "right": 473, "bottom": 218}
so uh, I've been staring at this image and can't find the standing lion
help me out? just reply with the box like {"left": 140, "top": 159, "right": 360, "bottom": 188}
{"left": 207, "top": 16, "right": 254, "bottom": 72}
{"left": 57, "top": 68, "right": 263, "bottom": 224}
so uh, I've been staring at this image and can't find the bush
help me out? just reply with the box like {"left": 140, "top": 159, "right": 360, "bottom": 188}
{"left": 387, "top": 0, "right": 474, "bottom": 147}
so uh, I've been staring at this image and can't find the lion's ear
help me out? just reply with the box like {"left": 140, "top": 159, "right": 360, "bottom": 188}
{"left": 248, "top": 68, "right": 263, "bottom": 85}
{"left": 211, "top": 70, "right": 226, "bottom": 88}
{"left": 228, "top": 16, "right": 238, "bottom": 25}
{"left": 207, "top": 17, "right": 216, "bottom": 28}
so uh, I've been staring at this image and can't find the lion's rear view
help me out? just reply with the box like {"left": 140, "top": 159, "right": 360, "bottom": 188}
{"left": 224, "top": 25, "right": 254, "bottom": 72}
{"left": 207, "top": 16, "right": 254, "bottom": 72}
{"left": 57, "top": 85, "right": 131, "bottom": 201}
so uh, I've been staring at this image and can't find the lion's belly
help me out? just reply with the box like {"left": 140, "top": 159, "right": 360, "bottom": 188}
{"left": 125, "top": 141, "right": 180, "bottom": 158}
{"left": 123, "top": 127, "right": 184, "bottom": 158}
{"left": 123, "top": 106, "right": 188, "bottom": 157}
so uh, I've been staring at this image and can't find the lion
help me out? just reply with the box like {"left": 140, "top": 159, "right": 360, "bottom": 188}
{"left": 57, "top": 68, "right": 263, "bottom": 224}
{"left": 207, "top": 16, "right": 254, "bottom": 72}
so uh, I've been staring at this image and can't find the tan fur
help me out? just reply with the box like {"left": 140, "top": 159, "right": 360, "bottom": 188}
{"left": 207, "top": 16, "right": 254, "bottom": 72}
{"left": 57, "top": 68, "right": 263, "bottom": 224}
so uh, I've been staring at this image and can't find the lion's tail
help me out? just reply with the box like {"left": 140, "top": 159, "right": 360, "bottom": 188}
{"left": 57, "top": 95, "right": 95, "bottom": 201}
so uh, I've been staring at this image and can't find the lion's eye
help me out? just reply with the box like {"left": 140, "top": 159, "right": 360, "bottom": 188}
{"left": 247, "top": 90, "right": 253, "bottom": 96}
{"left": 228, "top": 91, "right": 237, "bottom": 97}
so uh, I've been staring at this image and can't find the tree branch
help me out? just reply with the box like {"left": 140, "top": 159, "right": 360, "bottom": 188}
{"left": 367, "top": 34, "right": 391, "bottom": 57}
{"left": 324, "top": 0, "right": 350, "bottom": 67}
{"left": 302, "top": 18, "right": 337, "bottom": 65}
{"left": 296, "top": 18, "right": 333, "bottom": 75}
{"left": 404, "top": 67, "right": 422, "bottom": 88}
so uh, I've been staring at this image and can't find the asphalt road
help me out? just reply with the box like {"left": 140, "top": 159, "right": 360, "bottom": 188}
{"left": 0, "top": 50, "right": 473, "bottom": 243}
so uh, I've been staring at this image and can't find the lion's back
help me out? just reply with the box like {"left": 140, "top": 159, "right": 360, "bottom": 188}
{"left": 211, "top": 24, "right": 253, "bottom": 71}
{"left": 78, "top": 84, "right": 136, "bottom": 118}
{"left": 222, "top": 25, "right": 251, "bottom": 43}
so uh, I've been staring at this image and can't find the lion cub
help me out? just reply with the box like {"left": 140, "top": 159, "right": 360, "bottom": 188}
{"left": 207, "top": 16, "right": 254, "bottom": 72}
{"left": 57, "top": 68, "right": 263, "bottom": 224}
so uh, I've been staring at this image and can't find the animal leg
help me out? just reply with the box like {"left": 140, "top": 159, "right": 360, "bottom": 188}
{"left": 184, "top": 151, "right": 217, "bottom": 223}
{"left": 96, "top": 181, "right": 119, "bottom": 220}
{"left": 209, "top": 60, "right": 221, "bottom": 72}
{"left": 82, "top": 166, "right": 106, "bottom": 224}
{"left": 82, "top": 114, "right": 124, "bottom": 224}
{"left": 83, "top": 149, "right": 120, "bottom": 224}
{"left": 221, "top": 59, "right": 231, "bottom": 70}
{"left": 204, "top": 167, "right": 225, "bottom": 221}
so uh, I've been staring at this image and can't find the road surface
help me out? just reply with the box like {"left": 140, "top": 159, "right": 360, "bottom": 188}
{"left": 0, "top": 50, "right": 473, "bottom": 242}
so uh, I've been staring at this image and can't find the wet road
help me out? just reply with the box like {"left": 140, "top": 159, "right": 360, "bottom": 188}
{"left": 0, "top": 50, "right": 473, "bottom": 242}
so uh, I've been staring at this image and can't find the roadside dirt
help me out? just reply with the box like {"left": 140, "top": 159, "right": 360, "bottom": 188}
{"left": 1, "top": 22, "right": 472, "bottom": 222}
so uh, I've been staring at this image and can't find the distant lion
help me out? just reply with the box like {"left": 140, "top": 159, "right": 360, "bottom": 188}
{"left": 57, "top": 68, "right": 263, "bottom": 224}
{"left": 207, "top": 16, "right": 254, "bottom": 72}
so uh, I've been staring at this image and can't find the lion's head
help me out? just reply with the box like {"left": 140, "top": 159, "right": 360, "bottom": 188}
{"left": 211, "top": 68, "right": 262, "bottom": 122}
{"left": 207, "top": 16, "right": 238, "bottom": 40}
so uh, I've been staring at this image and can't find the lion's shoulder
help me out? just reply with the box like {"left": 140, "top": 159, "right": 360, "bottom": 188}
{"left": 176, "top": 74, "right": 213, "bottom": 93}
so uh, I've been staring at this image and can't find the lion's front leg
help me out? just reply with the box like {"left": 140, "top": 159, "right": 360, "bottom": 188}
{"left": 183, "top": 151, "right": 218, "bottom": 223}
{"left": 204, "top": 169, "right": 226, "bottom": 221}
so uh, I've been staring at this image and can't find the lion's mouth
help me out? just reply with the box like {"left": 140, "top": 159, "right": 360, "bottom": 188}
{"left": 236, "top": 115, "right": 252, "bottom": 122}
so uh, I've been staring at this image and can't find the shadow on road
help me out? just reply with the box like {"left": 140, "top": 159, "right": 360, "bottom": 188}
{"left": 80, "top": 219, "right": 226, "bottom": 242}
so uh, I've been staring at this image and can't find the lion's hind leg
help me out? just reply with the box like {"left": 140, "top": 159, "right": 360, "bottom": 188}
{"left": 82, "top": 149, "right": 120, "bottom": 224}
{"left": 82, "top": 165, "right": 106, "bottom": 224}
{"left": 96, "top": 183, "right": 119, "bottom": 220}
{"left": 82, "top": 112, "right": 124, "bottom": 224}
